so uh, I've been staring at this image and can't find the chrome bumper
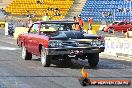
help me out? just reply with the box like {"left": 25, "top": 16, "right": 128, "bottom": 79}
{"left": 45, "top": 47, "right": 105, "bottom": 55}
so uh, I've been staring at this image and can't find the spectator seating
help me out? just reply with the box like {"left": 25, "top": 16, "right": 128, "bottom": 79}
{"left": 5, "top": 0, "right": 74, "bottom": 20}
{"left": 81, "top": 0, "right": 132, "bottom": 22}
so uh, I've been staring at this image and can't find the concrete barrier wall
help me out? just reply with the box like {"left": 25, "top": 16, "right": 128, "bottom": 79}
{"left": 13, "top": 27, "right": 29, "bottom": 39}
{"left": 104, "top": 37, "right": 132, "bottom": 59}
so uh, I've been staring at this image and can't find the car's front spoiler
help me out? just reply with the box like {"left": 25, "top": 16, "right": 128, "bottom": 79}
{"left": 45, "top": 47, "right": 105, "bottom": 55}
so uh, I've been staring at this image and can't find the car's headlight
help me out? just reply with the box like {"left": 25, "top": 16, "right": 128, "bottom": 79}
{"left": 90, "top": 40, "right": 104, "bottom": 46}
{"left": 90, "top": 41, "right": 96, "bottom": 46}
{"left": 48, "top": 40, "right": 62, "bottom": 47}
{"left": 96, "top": 40, "right": 102, "bottom": 46}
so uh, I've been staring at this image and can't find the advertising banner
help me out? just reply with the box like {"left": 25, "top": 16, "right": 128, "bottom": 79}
{"left": 117, "top": 38, "right": 130, "bottom": 57}
{"left": 128, "top": 41, "right": 132, "bottom": 58}
{"left": 104, "top": 37, "right": 132, "bottom": 59}
{"left": 104, "top": 37, "right": 118, "bottom": 56}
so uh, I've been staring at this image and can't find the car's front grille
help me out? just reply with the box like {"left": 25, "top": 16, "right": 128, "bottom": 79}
{"left": 62, "top": 41, "right": 91, "bottom": 47}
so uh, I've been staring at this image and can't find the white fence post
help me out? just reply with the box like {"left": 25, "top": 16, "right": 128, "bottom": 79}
{"left": 5, "top": 22, "right": 8, "bottom": 36}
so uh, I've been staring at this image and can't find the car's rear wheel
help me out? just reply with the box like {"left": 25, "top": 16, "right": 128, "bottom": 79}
{"left": 86, "top": 53, "right": 99, "bottom": 67}
{"left": 41, "top": 47, "right": 51, "bottom": 67}
{"left": 22, "top": 45, "right": 32, "bottom": 60}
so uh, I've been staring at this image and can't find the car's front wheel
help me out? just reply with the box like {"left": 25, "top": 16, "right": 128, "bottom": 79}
{"left": 86, "top": 53, "right": 99, "bottom": 67}
{"left": 21, "top": 45, "right": 32, "bottom": 60}
{"left": 40, "top": 47, "right": 51, "bottom": 67}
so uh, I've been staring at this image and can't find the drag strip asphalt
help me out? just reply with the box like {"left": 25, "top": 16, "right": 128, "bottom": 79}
{"left": 0, "top": 35, "right": 132, "bottom": 88}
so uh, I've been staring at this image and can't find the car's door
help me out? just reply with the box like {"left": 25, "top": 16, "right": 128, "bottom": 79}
{"left": 26, "top": 23, "right": 40, "bottom": 54}
{"left": 24, "top": 25, "right": 34, "bottom": 53}
{"left": 30, "top": 34, "right": 40, "bottom": 55}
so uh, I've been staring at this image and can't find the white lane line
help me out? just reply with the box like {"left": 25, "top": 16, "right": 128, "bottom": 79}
{"left": 0, "top": 46, "right": 20, "bottom": 51}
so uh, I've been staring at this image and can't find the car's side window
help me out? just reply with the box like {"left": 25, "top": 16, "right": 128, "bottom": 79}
{"left": 119, "top": 22, "right": 124, "bottom": 25}
{"left": 30, "top": 24, "right": 39, "bottom": 34}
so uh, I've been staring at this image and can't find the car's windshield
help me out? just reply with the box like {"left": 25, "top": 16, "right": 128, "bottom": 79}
{"left": 40, "top": 23, "right": 79, "bottom": 32}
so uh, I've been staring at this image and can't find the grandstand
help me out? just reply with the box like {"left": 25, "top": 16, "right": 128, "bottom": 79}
{"left": 80, "top": 0, "right": 132, "bottom": 22}
{"left": 5, "top": 0, "right": 74, "bottom": 20}
{"left": 1, "top": 0, "right": 132, "bottom": 22}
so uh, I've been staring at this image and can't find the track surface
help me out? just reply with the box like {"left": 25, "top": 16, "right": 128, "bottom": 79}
{"left": 0, "top": 29, "right": 132, "bottom": 88}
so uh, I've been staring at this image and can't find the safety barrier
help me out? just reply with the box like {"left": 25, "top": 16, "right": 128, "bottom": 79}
{"left": 13, "top": 27, "right": 29, "bottom": 39}
{"left": 104, "top": 37, "right": 132, "bottom": 59}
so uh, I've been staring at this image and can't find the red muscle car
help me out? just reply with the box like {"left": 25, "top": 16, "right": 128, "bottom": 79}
{"left": 104, "top": 21, "right": 132, "bottom": 33}
{"left": 17, "top": 20, "right": 105, "bottom": 67}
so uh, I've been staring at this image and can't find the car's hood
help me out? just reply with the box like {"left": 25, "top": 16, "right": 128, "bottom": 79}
{"left": 48, "top": 31, "right": 100, "bottom": 40}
